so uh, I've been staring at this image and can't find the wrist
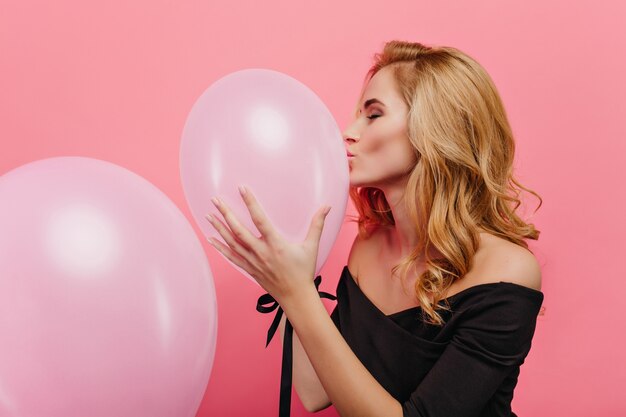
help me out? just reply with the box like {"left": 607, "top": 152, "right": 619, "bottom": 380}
{"left": 278, "top": 281, "right": 319, "bottom": 316}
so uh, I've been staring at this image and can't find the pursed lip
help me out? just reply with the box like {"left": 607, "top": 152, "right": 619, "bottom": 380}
{"left": 347, "top": 151, "right": 355, "bottom": 157}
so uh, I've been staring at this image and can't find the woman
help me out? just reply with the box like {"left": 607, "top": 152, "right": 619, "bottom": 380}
{"left": 206, "top": 40, "right": 544, "bottom": 417}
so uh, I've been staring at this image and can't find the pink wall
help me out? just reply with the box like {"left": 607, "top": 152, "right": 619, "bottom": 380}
{"left": 2, "top": 0, "right": 625, "bottom": 415}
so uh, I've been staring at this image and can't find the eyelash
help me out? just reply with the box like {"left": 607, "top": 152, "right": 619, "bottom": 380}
{"left": 367, "top": 114, "right": 381, "bottom": 120}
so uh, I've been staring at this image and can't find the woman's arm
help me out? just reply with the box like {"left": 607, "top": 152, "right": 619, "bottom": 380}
{"left": 280, "top": 285, "right": 403, "bottom": 417}
{"left": 277, "top": 312, "right": 332, "bottom": 412}
{"left": 206, "top": 188, "right": 399, "bottom": 414}
{"left": 283, "top": 233, "right": 366, "bottom": 413}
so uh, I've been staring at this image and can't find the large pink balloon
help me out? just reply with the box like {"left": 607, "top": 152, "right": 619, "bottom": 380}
{"left": 0, "top": 157, "right": 217, "bottom": 417}
{"left": 180, "top": 69, "right": 349, "bottom": 284}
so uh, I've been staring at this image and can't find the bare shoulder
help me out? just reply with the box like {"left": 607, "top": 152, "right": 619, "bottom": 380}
{"left": 347, "top": 228, "right": 542, "bottom": 292}
{"left": 471, "top": 233, "right": 542, "bottom": 291}
{"left": 347, "top": 225, "right": 386, "bottom": 281}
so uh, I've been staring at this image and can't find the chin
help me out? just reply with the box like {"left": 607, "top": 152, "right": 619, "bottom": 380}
{"left": 349, "top": 180, "right": 371, "bottom": 189}
{"left": 348, "top": 175, "right": 360, "bottom": 188}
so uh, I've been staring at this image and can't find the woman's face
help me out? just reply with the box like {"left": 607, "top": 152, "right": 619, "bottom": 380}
{"left": 343, "top": 66, "right": 417, "bottom": 189}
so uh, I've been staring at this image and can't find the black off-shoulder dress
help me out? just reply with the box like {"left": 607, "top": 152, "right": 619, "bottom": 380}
{"left": 330, "top": 265, "right": 544, "bottom": 417}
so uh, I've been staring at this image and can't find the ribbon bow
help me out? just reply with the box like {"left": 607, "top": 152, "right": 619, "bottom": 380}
{"left": 256, "top": 275, "right": 337, "bottom": 417}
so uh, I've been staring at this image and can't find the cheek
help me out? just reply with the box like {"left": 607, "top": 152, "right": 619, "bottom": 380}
{"left": 363, "top": 134, "right": 407, "bottom": 160}
{"left": 362, "top": 133, "right": 392, "bottom": 155}
{"left": 362, "top": 122, "right": 408, "bottom": 156}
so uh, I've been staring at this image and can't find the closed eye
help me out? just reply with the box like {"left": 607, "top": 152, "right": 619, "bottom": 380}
{"left": 367, "top": 114, "right": 381, "bottom": 120}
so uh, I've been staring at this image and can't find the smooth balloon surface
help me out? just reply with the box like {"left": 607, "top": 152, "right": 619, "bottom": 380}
{"left": 180, "top": 68, "right": 349, "bottom": 284}
{"left": 0, "top": 157, "right": 217, "bottom": 417}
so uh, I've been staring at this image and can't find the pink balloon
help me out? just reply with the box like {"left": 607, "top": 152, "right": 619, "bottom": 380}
{"left": 180, "top": 69, "right": 349, "bottom": 284}
{"left": 0, "top": 157, "right": 217, "bottom": 417}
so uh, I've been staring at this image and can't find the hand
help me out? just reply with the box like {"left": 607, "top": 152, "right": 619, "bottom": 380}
{"left": 205, "top": 185, "right": 331, "bottom": 304}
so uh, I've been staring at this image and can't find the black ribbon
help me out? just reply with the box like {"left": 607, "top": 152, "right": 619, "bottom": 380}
{"left": 256, "top": 275, "right": 337, "bottom": 417}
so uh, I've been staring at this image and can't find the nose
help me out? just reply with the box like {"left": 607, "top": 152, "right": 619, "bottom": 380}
{"left": 342, "top": 125, "right": 358, "bottom": 144}
{"left": 343, "top": 134, "right": 356, "bottom": 143}
{"left": 343, "top": 132, "right": 357, "bottom": 152}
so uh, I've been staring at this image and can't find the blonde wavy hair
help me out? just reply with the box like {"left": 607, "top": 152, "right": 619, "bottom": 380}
{"left": 347, "top": 40, "right": 543, "bottom": 326}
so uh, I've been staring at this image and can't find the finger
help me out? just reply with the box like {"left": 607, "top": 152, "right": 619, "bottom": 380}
{"left": 212, "top": 196, "right": 262, "bottom": 254}
{"left": 238, "top": 185, "right": 280, "bottom": 244}
{"left": 207, "top": 236, "right": 255, "bottom": 274}
{"left": 305, "top": 205, "right": 331, "bottom": 246}
{"left": 206, "top": 213, "right": 261, "bottom": 269}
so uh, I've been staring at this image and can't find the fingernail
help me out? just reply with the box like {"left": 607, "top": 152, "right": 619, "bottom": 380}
{"left": 323, "top": 206, "right": 331, "bottom": 216}
{"left": 238, "top": 185, "right": 247, "bottom": 196}
{"left": 211, "top": 197, "right": 220, "bottom": 207}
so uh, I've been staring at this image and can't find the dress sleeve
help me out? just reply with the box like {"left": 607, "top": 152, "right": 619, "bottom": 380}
{"left": 401, "top": 286, "right": 543, "bottom": 417}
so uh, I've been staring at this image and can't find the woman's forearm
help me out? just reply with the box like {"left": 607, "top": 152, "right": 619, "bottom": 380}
{"left": 277, "top": 311, "right": 331, "bottom": 412}
{"left": 280, "top": 284, "right": 402, "bottom": 417}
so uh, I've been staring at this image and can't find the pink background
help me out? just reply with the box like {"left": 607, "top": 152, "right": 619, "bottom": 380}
{"left": 1, "top": 0, "right": 625, "bottom": 416}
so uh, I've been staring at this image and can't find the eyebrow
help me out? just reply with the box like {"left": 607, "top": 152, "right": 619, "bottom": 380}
{"left": 361, "top": 98, "right": 386, "bottom": 111}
